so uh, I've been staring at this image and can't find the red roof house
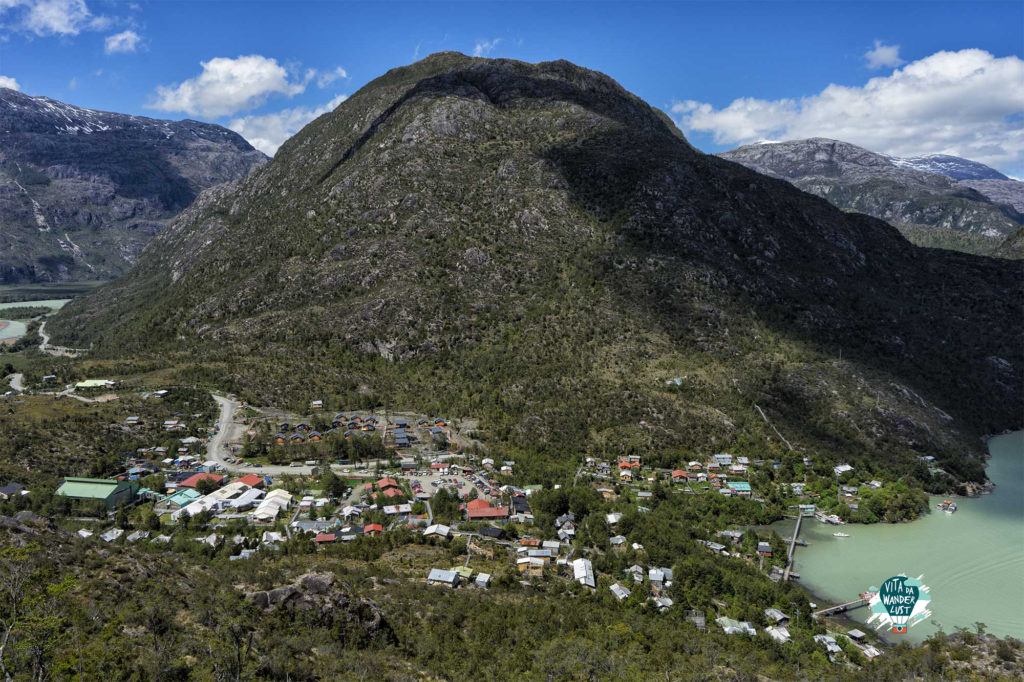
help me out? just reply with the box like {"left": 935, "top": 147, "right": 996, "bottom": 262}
{"left": 376, "top": 477, "right": 399, "bottom": 491}
{"left": 314, "top": 533, "right": 336, "bottom": 544}
{"left": 364, "top": 523, "right": 384, "bottom": 535}
{"left": 179, "top": 473, "right": 224, "bottom": 489}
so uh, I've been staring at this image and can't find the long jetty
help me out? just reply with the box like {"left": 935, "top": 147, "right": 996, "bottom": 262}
{"left": 781, "top": 513, "right": 803, "bottom": 581}
{"left": 813, "top": 598, "right": 869, "bottom": 619}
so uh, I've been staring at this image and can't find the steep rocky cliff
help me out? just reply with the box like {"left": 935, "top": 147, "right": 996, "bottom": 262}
{"left": 0, "top": 88, "right": 267, "bottom": 283}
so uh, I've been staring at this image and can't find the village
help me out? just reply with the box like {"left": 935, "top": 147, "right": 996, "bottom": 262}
{"left": 0, "top": 382, "right": 895, "bottom": 667}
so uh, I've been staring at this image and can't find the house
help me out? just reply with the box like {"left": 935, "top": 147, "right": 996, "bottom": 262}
{"left": 609, "top": 535, "right": 626, "bottom": 547}
{"left": 364, "top": 523, "right": 384, "bottom": 535}
{"left": 423, "top": 524, "right": 452, "bottom": 539}
{"left": 688, "top": 461, "right": 702, "bottom": 471}
{"left": 718, "top": 529, "right": 743, "bottom": 544}
{"left": 757, "top": 542, "right": 773, "bottom": 557}
{"left": 727, "top": 481, "right": 752, "bottom": 496}
{"left": 377, "top": 477, "right": 399, "bottom": 491}
{"left": 99, "top": 528, "right": 124, "bottom": 542}
{"left": 867, "top": 480, "right": 883, "bottom": 489}
{"left": 571, "top": 558, "right": 596, "bottom": 589}
{"left": 478, "top": 526, "right": 506, "bottom": 540}
{"left": 467, "top": 501, "right": 510, "bottom": 521}
{"left": 125, "top": 416, "right": 140, "bottom": 425}
{"left": 296, "top": 422, "right": 311, "bottom": 432}
{"left": 261, "top": 531, "right": 285, "bottom": 544}
{"left": 609, "top": 583, "right": 631, "bottom": 601}
{"left": 179, "top": 473, "right": 225, "bottom": 489}
{"left": 250, "top": 490, "right": 293, "bottom": 523}
{"left": 154, "top": 488, "right": 202, "bottom": 512}
{"left": 847, "top": 629, "right": 867, "bottom": 642}
{"left": 713, "top": 453, "right": 733, "bottom": 466}
{"left": 75, "top": 379, "right": 115, "bottom": 390}
{"left": 42, "top": 375, "right": 57, "bottom": 383}
{"left": 393, "top": 419, "right": 409, "bottom": 429}
{"left": 314, "top": 533, "right": 336, "bottom": 545}
{"left": 309, "top": 431, "right": 322, "bottom": 442}
{"left": 236, "top": 473, "right": 264, "bottom": 488}
{"left": 649, "top": 567, "right": 673, "bottom": 587}
{"left": 527, "top": 549, "right": 553, "bottom": 562}
{"left": 716, "top": 617, "right": 756, "bottom": 636}
{"left": 704, "top": 541, "right": 727, "bottom": 554}
{"left": 814, "top": 634, "right": 842, "bottom": 654}
{"left": 517, "top": 557, "right": 545, "bottom": 576}
{"left": 606, "top": 512, "right": 623, "bottom": 525}
{"left": 475, "top": 573, "right": 491, "bottom": 589}
{"left": 641, "top": 595, "right": 669, "bottom": 613}
{"left": 765, "top": 608, "right": 790, "bottom": 624}
{"left": 834, "top": 464, "right": 854, "bottom": 476}
{"left": 55, "top": 478, "right": 139, "bottom": 510}
{"left": 289, "top": 433, "right": 305, "bottom": 443}
{"left": 0, "top": 482, "right": 25, "bottom": 500}
{"left": 671, "top": 469, "right": 688, "bottom": 482}
{"left": 310, "top": 400, "right": 323, "bottom": 410}
{"left": 766, "top": 626, "right": 791, "bottom": 643}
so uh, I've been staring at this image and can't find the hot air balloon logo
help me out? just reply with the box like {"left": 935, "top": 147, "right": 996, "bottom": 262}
{"left": 867, "top": 575, "right": 932, "bottom": 633}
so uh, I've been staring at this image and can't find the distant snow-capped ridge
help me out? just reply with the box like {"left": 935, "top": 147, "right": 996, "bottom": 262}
{"left": 888, "top": 153, "right": 1009, "bottom": 181}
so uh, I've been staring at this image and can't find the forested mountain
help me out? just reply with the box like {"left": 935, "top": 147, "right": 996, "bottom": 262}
{"left": 51, "top": 53, "right": 1023, "bottom": 483}
{"left": 0, "top": 88, "right": 267, "bottom": 283}
{"left": 718, "top": 139, "right": 1024, "bottom": 257}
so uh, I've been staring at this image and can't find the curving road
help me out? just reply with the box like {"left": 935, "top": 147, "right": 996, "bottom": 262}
{"left": 6, "top": 373, "right": 25, "bottom": 392}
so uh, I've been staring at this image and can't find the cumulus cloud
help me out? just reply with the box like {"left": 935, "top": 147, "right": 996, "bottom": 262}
{"left": 104, "top": 28, "right": 139, "bottom": 54}
{"left": 0, "top": 0, "right": 109, "bottom": 36}
{"left": 673, "top": 49, "right": 1024, "bottom": 172}
{"left": 229, "top": 93, "right": 348, "bottom": 156}
{"left": 150, "top": 55, "right": 310, "bottom": 118}
{"left": 316, "top": 66, "right": 347, "bottom": 88}
{"left": 473, "top": 38, "right": 501, "bottom": 57}
{"left": 0, "top": 75, "right": 20, "bottom": 90}
{"left": 864, "top": 40, "right": 904, "bottom": 69}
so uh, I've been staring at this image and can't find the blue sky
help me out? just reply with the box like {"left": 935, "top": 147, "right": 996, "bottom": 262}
{"left": 2, "top": 1, "right": 1022, "bottom": 174}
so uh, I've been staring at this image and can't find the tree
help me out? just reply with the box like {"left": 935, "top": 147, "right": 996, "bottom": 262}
{"left": 0, "top": 544, "right": 76, "bottom": 681}
{"left": 195, "top": 478, "right": 219, "bottom": 496}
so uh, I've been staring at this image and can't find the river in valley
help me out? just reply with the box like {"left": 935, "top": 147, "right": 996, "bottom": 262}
{"left": 774, "top": 430, "right": 1024, "bottom": 644}
{"left": 0, "top": 298, "right": 71, "bottom": 341}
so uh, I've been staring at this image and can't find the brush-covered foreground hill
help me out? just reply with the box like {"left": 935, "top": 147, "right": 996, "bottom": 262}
{"left": 719, "top": 139, "right": 1023, "bottom": 257}
{"left": 51, "top": 53, "right": 1023, "bottom": 484}
{"left": 0, "top": 88, "right": 267, "bottom": 283}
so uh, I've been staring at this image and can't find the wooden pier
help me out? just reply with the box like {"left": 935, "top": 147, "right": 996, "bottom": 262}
{"left": 812, "top": 598, "right": 868, "bottom": 619}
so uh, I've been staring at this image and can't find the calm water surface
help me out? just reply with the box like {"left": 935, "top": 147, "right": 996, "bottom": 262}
{"left": 774, "top": 430, "right": 1024, "bottom": 643}
{"left": 0, "top": 298, "right": 70, "bottom": 340}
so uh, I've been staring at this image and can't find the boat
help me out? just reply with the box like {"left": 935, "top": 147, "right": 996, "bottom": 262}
{"left": 944, "top": 501, "right": 957, "bottom": 514}
{"left": 833, "top": 532, "right": 850, "bottom": 537}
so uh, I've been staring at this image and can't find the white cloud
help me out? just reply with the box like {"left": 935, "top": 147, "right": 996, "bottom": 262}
{"left": 149, "top": 55, "right": 311, "bottom": 118}
{"left": 673, "top": 49, "right": 1024, "bottom": 172}
{"left": 865, "top": 40, "right": 904, "bottom": 69}
{"left": 473, "top": 38, "right": 501, "bottom": 57}
{"left": 0, "top": 75, "right": 20, "bottom": 90}
{"left": 316, "top": 66, "right": 347, "bottom": 88}
{"left": 104, "top": 28, "right": 139, "bottom": 54}
{"left": 0, "top": 0, "right": 109, "bottom": 36}
{"left": 229, "top": 93, "right": 347, "bottom": 156}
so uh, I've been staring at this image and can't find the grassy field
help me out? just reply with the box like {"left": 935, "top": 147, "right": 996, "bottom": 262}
{"left": 0, "top": 280, "right": 106, "bottom": 303}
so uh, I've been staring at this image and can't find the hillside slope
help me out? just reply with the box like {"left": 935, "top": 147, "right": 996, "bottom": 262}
{"left": 718, "top": 139, "right": 1023, "bottom": 253}
{"left": 0, "top": 88, "right": 267, "bottom": 283}
{"left": 51, "top": 53, "right": 1022, "bottom": 485}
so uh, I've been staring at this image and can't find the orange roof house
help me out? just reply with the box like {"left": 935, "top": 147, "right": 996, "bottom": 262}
{"left": 671, "top": 470, "right": 688, "bottom": 481}
{"left": 364, "top": 523, "right": 383, "bottom": 535}
{"left": 377, "top": 477, "right": 399, "bottom": 491}
{"left": 467, "top": 504, "right": 510, "bottom": 520}
{"left": 237, "top": 473, "right": 264, "bottom": 488}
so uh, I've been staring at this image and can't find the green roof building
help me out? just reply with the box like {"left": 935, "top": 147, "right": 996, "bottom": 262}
{"left": 55, "top": 478, "right": 138, "bottom": 509}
